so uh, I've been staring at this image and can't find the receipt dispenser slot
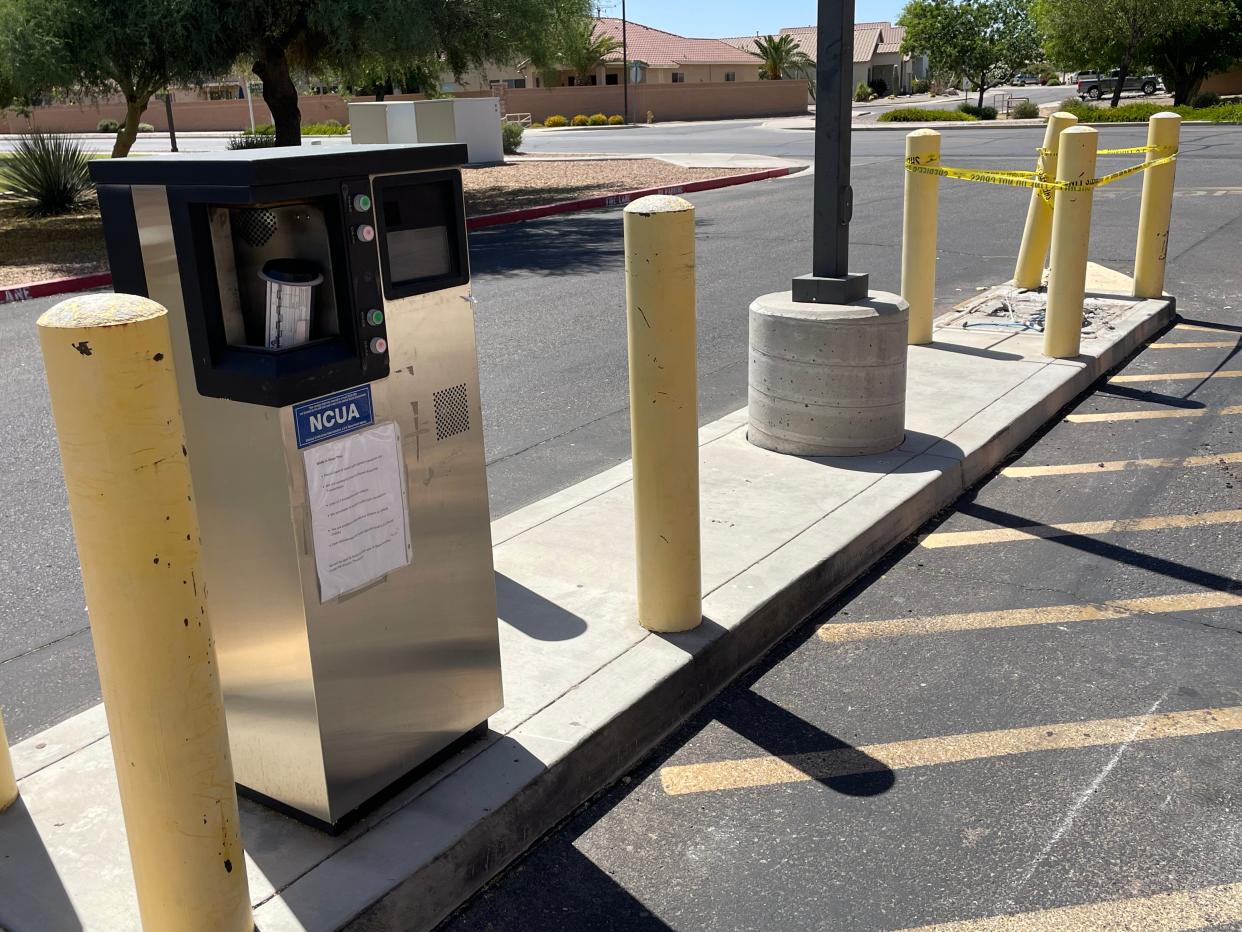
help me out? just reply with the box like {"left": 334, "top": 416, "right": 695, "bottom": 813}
{"left": 91, "top": 146, "right": 501, "bottom": 830}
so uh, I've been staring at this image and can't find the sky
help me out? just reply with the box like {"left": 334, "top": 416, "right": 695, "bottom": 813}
{"left": 592, "top": 0, "right": 907, "bottom": 37}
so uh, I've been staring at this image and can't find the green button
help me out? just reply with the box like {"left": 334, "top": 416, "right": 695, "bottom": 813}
{"left": 366, "top": 308, "right": 384, "bottom": 326}
{"left": 353, "top": 193, "right": 372, "bottom": 212}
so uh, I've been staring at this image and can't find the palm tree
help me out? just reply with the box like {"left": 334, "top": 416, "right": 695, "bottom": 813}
{"left": 560, "top": 18, "right": 620, "bottom": 85}
{"left": 749, "top": 34, "right": 813, "bottom": 82}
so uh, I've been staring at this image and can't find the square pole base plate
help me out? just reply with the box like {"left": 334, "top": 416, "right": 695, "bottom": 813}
{"left": 791, "top": 273, "right": 871, "bottom": 305}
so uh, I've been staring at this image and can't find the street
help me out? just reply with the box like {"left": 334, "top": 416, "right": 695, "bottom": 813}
{"left": 2, "top": 117, "right": 1240, "bottom": 757}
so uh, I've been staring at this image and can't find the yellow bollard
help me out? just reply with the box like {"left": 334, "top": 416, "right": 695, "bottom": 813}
{"left": 37, "top": 294, "right": 252, "bottom": 932}
{"left": 1013, "top": 111, "right": 1079, "bottom": 289}
{"left": 623, "top": 195, "right": 702, "bottom": 633}
{"left": 0, "top": 710, "right": 17, "bottom": 813}
{"left": 901, "top": 128, "right": 941, "bottom": 345}
{"left": 1044, "top": 126, "right": 1099, "bottom": 359}
{"left": 1133, "top": 112, "right": 1182, "bottom": 299}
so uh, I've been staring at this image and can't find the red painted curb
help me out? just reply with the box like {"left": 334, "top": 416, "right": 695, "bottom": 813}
{"left": 466, "top": 166, "right": 795, "bottom": 230}
{"left": 2, "top": 168, "right": 795, "bottom": 302}
{"left": 0, "top": 271, "right": 113, "bottom": 306}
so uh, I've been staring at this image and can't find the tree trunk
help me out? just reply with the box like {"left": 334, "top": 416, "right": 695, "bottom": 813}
{"left": 977, "top": 78, "right": 986, "bottom": 109}
{"left": 1109, "top": 59, "right": 1130, "bottom": 108}
{"left": 253, "top": 47, "right": 301, "bottom": 146}
{"left": 111, "top": 96, "right": 148, "bottom": 159}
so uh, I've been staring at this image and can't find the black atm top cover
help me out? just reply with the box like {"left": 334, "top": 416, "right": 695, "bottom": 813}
{"left": 88, "top": 143, "right": 468, "bottom": 188}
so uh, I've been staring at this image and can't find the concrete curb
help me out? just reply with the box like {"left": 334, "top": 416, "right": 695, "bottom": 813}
{"left": 466, "top": 167, "right": 796, "bottom": 229}
{"left": 0, "top": 272, "right": 112, "bottom": 306}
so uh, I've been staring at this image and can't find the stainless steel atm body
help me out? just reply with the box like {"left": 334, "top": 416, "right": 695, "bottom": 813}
{"left": 90, "top": 146, "right": 502, "bottom": 828}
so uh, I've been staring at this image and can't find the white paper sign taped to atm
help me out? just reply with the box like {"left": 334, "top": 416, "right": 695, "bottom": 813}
{"left": 303, "top": 421, "right": 411, "bottom": 601}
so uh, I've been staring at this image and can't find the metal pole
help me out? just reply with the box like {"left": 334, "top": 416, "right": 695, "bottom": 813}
{"left": 1045, "top": 126, "right": 1099, "bottom": 359}
{"left": 1013, "top": 111, "right": 1078, "bottom": 289}
{"left": 901, "top": 129, "right": 941, "bottom": 345}
{"left": 0, "top": 710, "right": 17, "bottom": 813}
{"left": 1133, "top": 112, "right": 1181, "bottom": 298}
{"left": 623, "top": 195, "right": 702, "bottom": 633}
{"left": 622, "top": 0, "right": 629, "bottom": 124}
{"left": 243, "top": 75, "right": 256, "bottom": 131}
{"left": 791, "top": 0, "right": 869, "bottom": 305}
{"left": 163, "top": 90, "right": 179, "bottom": 153}
{"left": 36, "top": 293, "right": 253, "bottom": 931}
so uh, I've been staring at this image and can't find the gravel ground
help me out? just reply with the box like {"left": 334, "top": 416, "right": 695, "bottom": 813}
{"left": 461, "top": 159, "right": 753, "bottom": 215}
{"left": 0, "top": 159, "right": 750, "bottom": 286}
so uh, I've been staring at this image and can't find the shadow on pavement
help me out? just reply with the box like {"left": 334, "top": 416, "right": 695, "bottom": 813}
{"left": 0, "top": 798, "right": 84, "bottom": 932}
{"left": 495, "top": 572, "right": 589, "bottom": 641}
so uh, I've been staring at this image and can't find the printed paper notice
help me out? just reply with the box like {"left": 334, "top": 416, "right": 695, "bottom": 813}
{"left": 304, "top": 421, "right": 411, "bottom": 602}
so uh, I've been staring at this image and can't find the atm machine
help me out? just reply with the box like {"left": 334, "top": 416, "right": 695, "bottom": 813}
{"left": 90, "top": 145, "right": 503, "bottom": 830}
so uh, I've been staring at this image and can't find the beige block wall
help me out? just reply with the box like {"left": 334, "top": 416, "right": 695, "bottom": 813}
{"left": 501, "top": 80, "right": 807, "bottom": 123}
{"left": 1200, "top": 69, "right": 1242, "bottom": 95}
{"left": 0, "top": 91, "right": 494, "bottom": 134}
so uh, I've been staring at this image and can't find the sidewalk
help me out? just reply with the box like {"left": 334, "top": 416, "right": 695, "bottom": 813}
{"left": 1, "top": 267, "right": 1172, "bottom": 931}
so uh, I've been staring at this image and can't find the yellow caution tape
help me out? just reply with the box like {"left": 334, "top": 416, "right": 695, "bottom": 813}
{"left": 905, "top": 152, "right": 1177, "bottom": 194}
{"left": 1038, "top": 144, "right": 1177, "bottom": 157}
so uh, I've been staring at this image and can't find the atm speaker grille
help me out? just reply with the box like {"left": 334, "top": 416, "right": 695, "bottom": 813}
{"left": 433, "top": 384, "right": 471, "bottom": 441}
{"left": 235, "top": 209, "right": 278, "bottom": 247}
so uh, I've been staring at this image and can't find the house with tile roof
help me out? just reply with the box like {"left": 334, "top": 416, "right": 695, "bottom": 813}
{"left": 525, "top": 17, "right": 763, "bottom": 87}
{"left": 722, "top": 22, "right": 927, "bottom": 95}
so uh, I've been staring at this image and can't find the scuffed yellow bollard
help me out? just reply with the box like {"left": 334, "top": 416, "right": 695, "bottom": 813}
{"left": 901, "top": 129, "right": 941, "bottom": 345}
{"left": 0, "top": 710, "right": 17, "bottom": 813}
{"left": 624, "top": 195, "right": 702, "bottom": 633}
{"left": 1133, "top": 112, "right": 1182, "bottom": 299}
{"left": 1045, "top": 126, "right": 1099, "bottom": 359}
{"left": 36, "top": 293, "right": 252, "bottom": 932}
{"left": 1013, "top": 111, "right": 1079, "bottom": 289}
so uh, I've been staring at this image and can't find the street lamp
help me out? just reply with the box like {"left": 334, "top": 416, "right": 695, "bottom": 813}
{"left": 791, "top": 0, "right": 870, "bottom": 305}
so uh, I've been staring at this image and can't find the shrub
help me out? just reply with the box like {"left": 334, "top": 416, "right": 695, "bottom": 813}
{"left": 1011, "top": 100, "right": 1041, "bottom": 119}
{"left": 608, "top": 114, "right": 624, "bottom": 125}
{"left": 1058, "top": 98, "right": 1242, "bottom": 123}
{"left": 1191, "top": 91, "right": 1221, "bottom": 109}
{"left": 137, "top": 122, "right": 155, "bottom": 132}
{"left": 646, "top": 110, "right": 654, "bottom": 123}
{"left": 854, "top": 82, "right": 874, "bottom": 102}
{"left": 244, "top": 122, "right": 276, "bottom": 136}
{"left": 545, "top": 114, "right": 569, "bottom": 127}
{"left": 958, "top": 103, "right": 997, "bottom": 120}
{"left": 912, "top": 78, "right": 931, "bottom": 94}
{"left": 227, "top": 133, "right": 276, "bottom": 149}
{"left": 501, "top": 120, "right": 523, "bottom": 154}
{"left": 868, "top": 77, "right": 889, "bottom": 98}
{"left": 587, "top": 112, "right": 607, "bottom": 125}
{"left": 571, "top": 114, "right": 590, "bottom": 126}
{"left": 530, "top": 121, "right": 544, "bottom": 129}
{"left": 1045, "top": 76, "right": 1062, "bottom": 86}
{"left": 6, "top": 132, "right": 93, "bottom": 216}
{"left": 301, "top": 121, "right": 349, "bottom": 135}
{"left": 97, "top": 118, "right": 119, "bottom": 133}
{"left": 878, "top": 108, "right": 978, "bottom": 122}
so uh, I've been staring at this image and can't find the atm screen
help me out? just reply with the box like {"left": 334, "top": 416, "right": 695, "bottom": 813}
{"left": 375, "top": 171, "right": 468, "bottom": 298}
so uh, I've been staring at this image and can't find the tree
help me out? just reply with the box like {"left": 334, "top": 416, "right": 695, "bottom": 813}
{"left": 1034, "top": 0, "right": 1167, "bottom": 107}
{"left": 749, "top": 34, "right": 814, "bottom": 82}
{"left": 236, "top": 0, "right": 581, "bottom": 146}
{"left": 0, "top": 0, "right": 240, "bottom": 157}
{"left": 1145, "top": 0, "right": 1242, "bottom": 105}
{"left": 899, "top": 0, "right": 1041, "bottom": 108}
{"left": 558, "top": 16, "right": 619, "bottom": 84}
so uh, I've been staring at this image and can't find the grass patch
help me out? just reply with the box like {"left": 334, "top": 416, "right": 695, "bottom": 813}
{"left": 1057, "top": 98, "right": 1242, "bottom": 123}
{"left": 878, "top": 108, "right": 979, "bottom": 122}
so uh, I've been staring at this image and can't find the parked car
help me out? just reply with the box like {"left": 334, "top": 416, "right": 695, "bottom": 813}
{"left": 1075, "top": 70, "right": 1160, "bottom": 99}
{"left": 1012, "top": 73, "right": 1038, "bottom": 86}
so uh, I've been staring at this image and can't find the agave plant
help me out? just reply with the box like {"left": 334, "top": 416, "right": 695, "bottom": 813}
{"left": 5, "top": 132, "right": 93, "bottom": 216}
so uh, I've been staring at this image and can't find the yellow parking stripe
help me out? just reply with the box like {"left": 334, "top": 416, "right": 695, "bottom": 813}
{"left": 1110, "top": 369, "right": 1242, "bottom": 383}
{"left": 1001, "top": 451, "right": 1242, "bottom": 477}
{"left": 659, "top": 706, "right": 1242, "bottom": 796}
{"left": 1150, "top": 340, "right": 1237, "bottom": 349}
{"left": 1176, "top": 323, "right": 1239, "bottom": 334}
{"left": 1066, "top": 404, "right": 1242, "bottom": 423}
{"left": 817, "top": 591, "right": 1242, "bottom": 643}
{"left": 920, "top": 509, "right": 1242, "bottom": 548}
{"left": 899, "top": 881, "right": 1242, "bottom": 931}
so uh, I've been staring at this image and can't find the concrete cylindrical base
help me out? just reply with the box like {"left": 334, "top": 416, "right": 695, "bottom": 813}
{"left": 748, "top": 290, "right": 909, "bottom": 456}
